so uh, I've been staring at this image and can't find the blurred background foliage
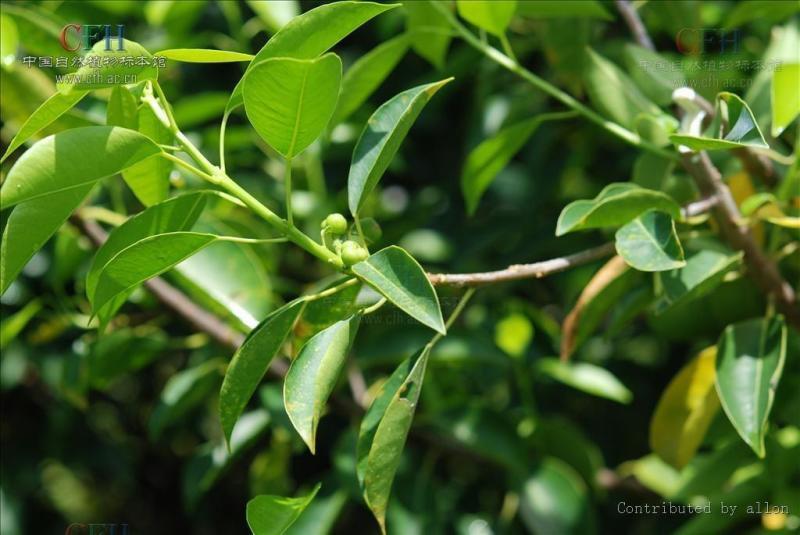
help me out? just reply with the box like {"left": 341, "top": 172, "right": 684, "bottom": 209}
{"left": 1, "top": 1, "right": 799, "bottom": 534}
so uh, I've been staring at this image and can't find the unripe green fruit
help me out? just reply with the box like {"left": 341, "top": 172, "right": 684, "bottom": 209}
{"left": 323, "top": 213, "right": 348, "bottom": 235}
{"left": 340, "top": 240, "right": 368, "bottom": 266}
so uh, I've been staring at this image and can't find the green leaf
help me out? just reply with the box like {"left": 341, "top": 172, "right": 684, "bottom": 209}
{"left": 220, "top": 300, "right": 305, "bottom": 446}
{"left": 624, "top": 44, "right": 686, "bottom": 107}
{"left": 158, "top": 48, "right": 254, "bottom": 62}
{"left": 351, "top": 246, "right": 445, "bottom": 334}
{"left": 556, "top": 182, "right": 681, "bottom": 236}
{"left": 348, "top": 79, "right": 451, "bottom": 215}
{"left": 670, "top": 92, "right": 769, "bottom": 151}
{"left": 358, "top": 346, "right": 430, "bottom": 533}
{"left": 462, "top": 112, "right": 575, "bottom": 214}
{"left": 515, "top": 0, "right": 612, "bottom": 19}
{"left": 243, "top": 53, "right": 341, "bottom": 158}
{"left": 772, "top": 63, "right": 800, "bottom": 136}
{"left": 57, "top": 39, "right": 158, "bottom": 94}
{"left": 404, "top": 1, "right": 452, "bottom": 69}
{"left": 615, "top": 210, "right": 686, "bottom": 272}
{"left": 331, "top": 35, "right": 410, "bottom": 126}
{"left": 583, "top": 47, "right": 661, "bottom": 129}
{"left": 149, "top": 359, "right": 224, "bottom": 440}
{"left": 106, "top": 86, "right": 138, "bottom": 129}
{"left": 246, "top": 483, "right": 321, "bottom": 535}
{"left": 456, "top": 0, "right": 516, "bottom": 36}
{"left": 650, "top": 347, "right": 720, "bottom": 469}
{"left": 536, "top": 358, "right": 633, "bottom": 404}
{"left": 1, "top": 184, "right": 94, "bottom": 295}
{"left": 519, "top": 458, "right": 592, "bottom": 535}
{"left": 1, "top": 89, "right": 88, "bottom": 163}
{"left": 91, "top": 232, "right": 220, "bottom": 314}
{"left": 655, "top": 250, "right": 743, "bottom": 313}
{"left": 227, "top": 1, "right": 399, "bottom": 112}
{"left": 725, "top": 0, "right": 800, "bottom": 29}
{"left": 0, "top": 13, "right": 18, "bottom": 66}
{"left": 0, "top": 126, "right": 161, "bottom": 208}
{"left": 715, "top": 315, "right": 787, "bottom": 457}
{"left": 245, "top": 0, "right": 299, "bottom": 33}
{"left": 284, "top": 314, "right": 361, "bottom": 453}
{"left": 121, "top": 104, "right": 173, "bottom": 206}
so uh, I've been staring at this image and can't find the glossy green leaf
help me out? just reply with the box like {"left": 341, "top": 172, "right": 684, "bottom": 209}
{"left": 583, "top": 47, "right": 661, "bottom": 129}
{"left": 220, "top": 300, "right": 305, "bottom": 447}
{"left": 655, "top": 250, "right": 743, "bottom": 313}
{"left": 519, "top": 458, "right": 592, "bottom": 535}
{"left": 284, "top": 314, "right": 361, "bottom": 453}
{"left": 57, "top": 39, "right": 158, "bottom": 94}
{"left": 359, "top": 346, "right": 430, "bottom": 533}
{"left": 615, "top": 210, "right": 686, "bottom": 272}
{"left": 650, "top": 347, "right": 720, "bottom": 469}
{"left": 516, "top": 0, "right": 612, "bottom": 19}
{"left": 670, "top": 92, "right": 769, "bottom": 151}
{"left": 158, "top": 48, "right": 254, "bottom": 62}
{"left": 106, "top": 86, "right": 138, "bottom": 129}
{"left": 348, "top": 79, "right": 450, "bottom": 215}
{"left": 91, "top": 232, "right": 220, "bottom": 314}
{"left": 462, "top": 112, "right": 575, "bottom": 214}
{"left": 772, "top": 63, "right": 800, "bottom": 136}
{"left": 456, "top": 0, "right": 516, "bottom": 36}
{"left": 556, "top": 182, "right": 681, "bottom": 236}
{"left": 243, "top": 53, "right": 341, "bottom": 158}
{"left": 149, "top": 359, "right": 223, "bottom": 440}
{"left": 121, "top": 105, "right": 173, "bottom": 206}
{"left": 404, "top": 1, "right": 452, "bottom": 69}
{"left": 0, "top": 126, "right": 161, "bottom": 208}
{"left": 331, "top": 35, "right": 409, "bottom": 126}
{"left": 1, "top": 184, "right": 94, "bottom": 295}
{"left": 247, "top": 483, "right": 321, "bottom": 535}
{"left": 715, "top": 315, "right": 787, "bottom": 457}
{"left": 536, "top": 358, "right": 633, "bottom": 404}
{"left": 227, "top": 1, "right": 399, "bottom": 112}
{"left": 1, "top": 89, "right": 88, "bottom": 163}
{"left": 352, "top": 246, "right": 445, "bottom": 334}
{"left": 0, "top": 299, "right": 41, "bottom": 350}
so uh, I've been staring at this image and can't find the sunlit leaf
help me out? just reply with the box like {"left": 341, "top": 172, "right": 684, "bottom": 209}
{"left": 158, "top": 48, "right": 254, "bottom": 62}
{"left": 670, "top": 92, "right": 769, "bottom": 151}
{"left": 655, "top": 250, "right": 743, "bottom": 313}
{"left": 615, "top": 210, "right": 686, "bottom": 272}
{"left": 772, "top": 63, "right": 800, "bottom": 136}
{"left": 121, "top": 104, "right": 173, "bottom": 206}
{"left": 404, "top": 1, "right": 452, "bottom": 69}
{"left": 57, "top": 39, "right": 158, "bottom": 94}
{"left": 247, "top": 483, "right": 321, "bottom": 535}
{"left": 456, "top": 0, "right": 516, "bottom": 36}
{"left": 106, "top": 86, "right": 138, "bottom": 129}
{"left": 536, "top": 358, "right": 632, "bottom": 404}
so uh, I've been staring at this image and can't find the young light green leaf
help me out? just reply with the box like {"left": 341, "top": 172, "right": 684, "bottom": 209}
{"left": 655, "top": 250, "right": 743, "bottom": 313}
{"left": 0, "top": 126, "right": 161, "bottom": 208}
{"left": 220, "top": 300, "right": 305, "bottom": 447}
{"left": 348, "top": 79, "right": 451, "bottom": 215}
{"left": 456, "top": 0, "right": 516, "bottom": 36}
{"left": 615, "top": 210, "right": 686, "bottom": 272}
{"left": 670, "top": 92, "right": 769, "bottom": 151}
{"left": 556, "top": 182, "right": 681, "bottom": 236}
{"left": 284, "top": 314, "right": 361, "bottom": 453}
{"left": 536, "top": 358, "right": 633, "bottom": 404}
{"left": 462, "top": 112, "right": 576, "bottom": 214}
{"left": 243, "top": 53, "right": 342, "bottom": 158}
{"left": 227, "top": 1, "right": 399, "bottom": 112}
{"left": 716, "top": 315, "right": 787, "bottom": 458}
{"left": 57, "top": 39, "right": 158, "bottom": 94}
{"left": 772, "top": 63, "right": 800, "bottom": 136}
{"left": 0, "top": 13, "right": 18, "bottom": 66}
{"left": 158, "top": 48, "right": 254, "bottom": 62}
{"left": 1, "top": 184, "right": 94, "bottom": 294}
{"left": 121, "top": 105, "right": 173, "bottom": 205}
{"left": 247, "top": 483, "right": 321, "bottom": 535}
{"left": 519, "top": 458, "right": 591, "bottom": 535}
{"left": 515, "top": 0, "right": 612, "bottom": 19}
{"left": 246, "top": 0, "right": 299, "bottom": 33}
{"left": 404, "top": 1, "right": 452, "bottom": 69}
{"left": 359, "top": 346, "right": 430, "bottom": 533}
{"left": 583, "top": 47, "right": 661, "bottom": 129}
{"left": 107, "top": 86, "right": 138, "bottom": 129}
{"left": 1, "top": 89, "right": 88, "bottom": 163}
{"left": 91, "top": 232, "right": 220, "bottom": 314}
{"left": 331, "top": 35, "right": 410, "bottom": 126}
{"left": 351, "top": 246, "right": 445, "bottom": 334}
{"left": 650, "top": 347, "right": 719, "bottom": 469}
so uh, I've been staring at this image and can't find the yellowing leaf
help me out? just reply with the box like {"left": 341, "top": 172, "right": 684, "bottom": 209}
{"left": 650, "top": 346, "right": 720, "bottom": 469}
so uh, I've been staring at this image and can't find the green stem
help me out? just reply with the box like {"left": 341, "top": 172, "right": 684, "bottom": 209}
{"left": 429, "top": 288, "right": 475, "bottom": 347}
{"left": 499, "top": 33, "right": 517, "bottom": 63}
{"left": 303, "top": 277, "right": 359, "bottom": 302}
{"left": 285, "top": 157, "right": 294, "bottom": 226}
{"left": 219, "top": 109, "right": 231, "bottom": 173}
{"left": 431, "top": 1, "right": 675, "bottom": 160}
{"left": 362, "top": 297, "right": 387, "bottom": 315}
{"left": 353, "top": 216, "right": 368, "bottom": 249}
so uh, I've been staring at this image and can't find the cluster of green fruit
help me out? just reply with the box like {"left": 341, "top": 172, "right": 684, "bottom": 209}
{"left": 320, "top": 213, "right": 381, "bottom": 266}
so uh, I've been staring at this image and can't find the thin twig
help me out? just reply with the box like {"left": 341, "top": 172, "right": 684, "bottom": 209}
{"left": 614, "top": 0, "right": 654, "bottom": 51}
